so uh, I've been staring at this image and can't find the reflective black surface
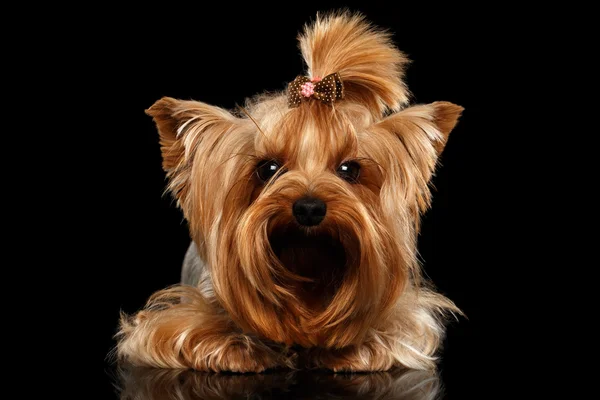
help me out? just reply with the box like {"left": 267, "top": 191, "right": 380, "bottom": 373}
{"left": 114, "top": 366, "right": 442, "bottom": 400}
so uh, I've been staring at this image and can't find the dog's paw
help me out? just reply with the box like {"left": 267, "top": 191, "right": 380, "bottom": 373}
{"left": 199, "top": 338, "right": 292, "bottom": 373}
{"left": 309, "top": 345, "right": 395, "bottom": 372}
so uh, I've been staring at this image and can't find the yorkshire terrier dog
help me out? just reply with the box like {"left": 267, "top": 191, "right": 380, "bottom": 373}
{"left": 117, "top": 12, "right": 463, "bottom": 373}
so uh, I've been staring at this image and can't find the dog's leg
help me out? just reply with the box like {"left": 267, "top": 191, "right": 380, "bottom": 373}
{"left": 116, "top": 285, "right": 293, "bottom": 372}
{"left": 308, "top": 337, "right": 398, "bottom": 372}
{"left": 181, "top": 242, "right": 205, "bottom": 287}
{"left": 309, "top": 329, "right": 436, "bottom": 372}
{"left": 310, "top": 291, "right": 456, "bottom": 372}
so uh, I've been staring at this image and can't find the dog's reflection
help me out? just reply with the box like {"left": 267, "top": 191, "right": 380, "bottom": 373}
{"left": 118, "top": 366, "right": 441, "bottom": 400}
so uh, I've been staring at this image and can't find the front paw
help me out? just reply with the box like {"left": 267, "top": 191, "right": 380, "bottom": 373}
{"left": 309, "top": 345, "right": 395, "bottom": 372}
{"left": 199, "top": 338, "right": 293, "bottom": 373}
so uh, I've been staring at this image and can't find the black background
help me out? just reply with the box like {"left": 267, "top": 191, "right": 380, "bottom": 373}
{"left": 75, "top": 2, "right": 527, "bottom": 398}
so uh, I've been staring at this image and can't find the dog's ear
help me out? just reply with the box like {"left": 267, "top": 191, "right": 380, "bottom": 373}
{"left": 372, "top": 101, "right": 462, "bottom": 215}
{"left": 146, "top": 97, "right": 242, "bottom": 203}
{"left": 376, "top": 101, "right": 463, "bottom": 158}
{"left": 146, "top": 97, "right": 237, "bottom": 171}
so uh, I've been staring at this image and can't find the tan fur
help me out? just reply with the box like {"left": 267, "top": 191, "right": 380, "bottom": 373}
{"left": 116, "top": 11, "right": 463, "bottom": 372}
{"left": 299, "top": 12, "right": 410, "bottom": 115}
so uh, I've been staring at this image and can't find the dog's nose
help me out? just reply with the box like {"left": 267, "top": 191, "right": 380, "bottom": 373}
{"left": 293, "top": 197, "right": 327, "bottom": 226}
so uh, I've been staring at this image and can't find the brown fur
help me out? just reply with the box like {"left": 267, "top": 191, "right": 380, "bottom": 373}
{"left": 116, "top": 11, "right": 463, "bottom": 372}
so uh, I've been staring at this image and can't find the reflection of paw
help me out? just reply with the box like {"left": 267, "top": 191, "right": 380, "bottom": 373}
{"left": 201, "top": 339, "right": 291, "bottom": 373}
{"left": 310, "top": 345, "right": 395, "bottom": 372}
{"left": 118, "top": 366, "right": 441, "bottom": 400}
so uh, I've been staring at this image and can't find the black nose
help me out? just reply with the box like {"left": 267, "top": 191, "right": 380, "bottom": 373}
{"left": 293, "top": 197, "right": 327, "bottom": 226}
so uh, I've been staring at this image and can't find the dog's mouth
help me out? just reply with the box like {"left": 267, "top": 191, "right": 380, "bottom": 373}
{"left": 269, "top": 228, "right": 350, "bottom": 305}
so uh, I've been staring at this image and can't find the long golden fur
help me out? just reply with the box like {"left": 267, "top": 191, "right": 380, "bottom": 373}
{"left": 116, "top": 11, "right": 463, "bottom": 372}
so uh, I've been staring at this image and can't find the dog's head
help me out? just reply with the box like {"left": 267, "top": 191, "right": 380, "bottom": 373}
{"left": 147, "top": 13, "right": 462, "bottom": 347}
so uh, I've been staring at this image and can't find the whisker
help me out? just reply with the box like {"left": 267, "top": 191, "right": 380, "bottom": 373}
{"left": 236, "top": 104, "right": 274, "bottom": 149}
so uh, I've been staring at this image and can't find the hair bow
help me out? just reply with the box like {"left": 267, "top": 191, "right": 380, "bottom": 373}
{"left": 288, "top": 72, "right": 344, "bottom": 107}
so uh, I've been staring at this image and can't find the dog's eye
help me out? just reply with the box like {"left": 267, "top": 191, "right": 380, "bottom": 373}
{"left": 256, "top": 160, "right": 283, "bottom": 182}
{"left": 337, "top": 161, "right": 361, "bottom": 183}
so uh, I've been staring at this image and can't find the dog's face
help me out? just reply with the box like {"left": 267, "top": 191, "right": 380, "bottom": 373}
{"left": 242, "top": 101, "right": 407, "bottom": 332}
{"left": 146, "top": 14, "right": 462, "bottom": 347}
{"left": 148, "top": 97, "right": 461, "bottom": 347}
